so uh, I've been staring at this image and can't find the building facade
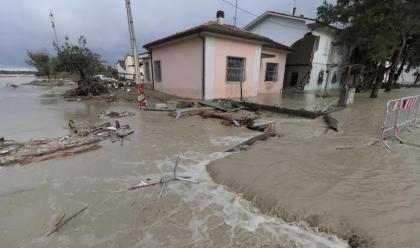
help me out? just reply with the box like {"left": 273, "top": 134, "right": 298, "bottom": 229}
{"left": 143, "top": 11, "right": 291, "bottom": 100}
{"left": 245, "top": 11, "right": 348, "bottom": 93}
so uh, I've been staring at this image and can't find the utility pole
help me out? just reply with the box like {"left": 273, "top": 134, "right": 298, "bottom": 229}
{"left": 49, "top": 9, "right": 60, "bottom": 47}
{"left": 233, "top": 0, "right": 238, "bottom": 26}
{"left": 124, "top": 0, "right": 145, "bottom": 109}
{"left": 292, "top": 0, "right": 297, "bottom": 16}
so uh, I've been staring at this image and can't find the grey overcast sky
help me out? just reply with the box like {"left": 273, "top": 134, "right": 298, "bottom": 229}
{"left": 0, "top": 0, "right": 332, "bottom": 69}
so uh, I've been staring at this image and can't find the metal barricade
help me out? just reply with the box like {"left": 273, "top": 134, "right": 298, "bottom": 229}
{"left": 342, "top": 95, "right": 420, "bottom": 151}
{"left": 381, "top": 95, "right": 420, "bottom": 143}
{"left": 356, "top": 95, "right": 420, "bottom": 150}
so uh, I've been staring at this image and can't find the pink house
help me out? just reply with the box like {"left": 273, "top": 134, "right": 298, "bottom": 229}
{"left": 143, "top": 11, "right": 291, "bottom": 100}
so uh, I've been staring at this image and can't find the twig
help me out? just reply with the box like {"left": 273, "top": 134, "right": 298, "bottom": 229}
{"left": 47, "top": 206, "right": 88, "bottom": 236}
{"left": 127, "top": 180, "right": 162, "bottom": 191}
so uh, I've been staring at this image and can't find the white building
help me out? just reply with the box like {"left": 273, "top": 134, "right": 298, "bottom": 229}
{"left": 116, "top": 53, "right": 151, "bottom": 81}
{"left": 245, "top": 11, "right": 348, "bottom": 93}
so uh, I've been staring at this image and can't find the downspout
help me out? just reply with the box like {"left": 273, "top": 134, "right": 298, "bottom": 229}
{"left": 149, "top": 50, "right": 155, "bottom": 91}
{"left": 199, "top": 33, "right": 206, "bottom": 100}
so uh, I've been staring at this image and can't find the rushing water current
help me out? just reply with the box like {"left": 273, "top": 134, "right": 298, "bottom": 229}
{"left": 0, "top": 76, "right": 348, "bottom": 247}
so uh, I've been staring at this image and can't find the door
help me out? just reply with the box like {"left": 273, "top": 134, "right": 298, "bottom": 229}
{"left": 290, "top": 72, "right": 299, "bottom": 87}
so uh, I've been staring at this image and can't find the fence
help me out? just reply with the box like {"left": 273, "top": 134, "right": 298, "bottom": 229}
{"left": 371, "top": 95, "right": 420, "bottom": 150}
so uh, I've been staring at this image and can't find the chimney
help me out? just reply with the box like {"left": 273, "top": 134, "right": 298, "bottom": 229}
{"left": 216, "top": 10, "right": 224, "bottom": 25}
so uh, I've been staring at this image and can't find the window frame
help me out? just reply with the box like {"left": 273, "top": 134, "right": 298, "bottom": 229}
{"left": 153, "top": 60, "right": 162, "bottom": 83}
{"left": 225, "top": 56, "right": 246, "bottom": 83}
{"left": 264, "top": 62, "right": 279, "bottom": 82}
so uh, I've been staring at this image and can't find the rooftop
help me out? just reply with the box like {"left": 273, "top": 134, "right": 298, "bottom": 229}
{"left": 143, "top": 21, "right": 292, "bottom": 51}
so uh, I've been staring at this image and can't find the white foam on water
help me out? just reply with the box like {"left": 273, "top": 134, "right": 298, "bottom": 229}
{"left": 209, "top": 134, "right": 255, "bottom": 146}
{"left": 156, "top": 149, "right": 349, "bottom": 248}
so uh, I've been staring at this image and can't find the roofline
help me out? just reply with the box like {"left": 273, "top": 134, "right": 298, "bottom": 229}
{"left": 244, "top": 11, "right": 341, "bottom": 33}
{"left": 244, "top": 11, "right": 315, "bottom": 30}
{"left": 144, "top": 25, "right": 292, "bottom": 52}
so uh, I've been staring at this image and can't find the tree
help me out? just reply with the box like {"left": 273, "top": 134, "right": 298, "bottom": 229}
{"left": 26, "top": 51, "right": 54, "bottom": 80}
{"left": 317, "top": 0, "right": 420, "bottom": 98}
{"left": 54, "top": 36, "right": 104, "bottom": 81}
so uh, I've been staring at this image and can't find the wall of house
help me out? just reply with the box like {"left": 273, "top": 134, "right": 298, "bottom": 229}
{"left": 151, "top": 36, "right": 203, "bottom": 99}
{"left": 397, "top": 66, "right": 418, "bottom": 85}
{"left": 205, "top": 35, "right": 261, "bottom": 99}
{"left": 258, "top": 48, "right": 287, "bottom": 94}
{"left": 116, "top": 63, "right": 125, "bottom": 75}
{"left": 247, "top": 15, "right": 347, "bottom": 93}
{"left": 283, "top": 34, "right": 315, "bottom": 88}
{"left": 124, "top": 55, "right": 135, "bottom": 80}
{"left": 247, "top": 16, "right": 311, "bottom": 46}
{"left": 305, "top": 28, "right": 342, "bottom": 93}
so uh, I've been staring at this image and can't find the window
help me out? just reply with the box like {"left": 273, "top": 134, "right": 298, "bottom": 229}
{"left": 331, "top": 71, "right": 337, "bottom": 84}
{"left": 154, "top": 61, "right": 162, "bottom": 82}
{"left": 318, "top": 70, "right": 325, "bottom": 85}
{"left": 226, "top": 56, "right": 246, "bottom": 82}
{"left": 144, "top": 61, "right": 151, "bottom": 82}
{"left": 265, "top": 63, "right": 279, "bottom": 82}
{"left": 313, "top": 36, "right": 320, "bottom": 52}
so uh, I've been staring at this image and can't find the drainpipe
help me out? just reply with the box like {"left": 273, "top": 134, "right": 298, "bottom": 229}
{"left": 199, "top": 33, "right": 206, "bottom": 100}
{"left": 149, "top": 51, "right": 155, "bottom": 91}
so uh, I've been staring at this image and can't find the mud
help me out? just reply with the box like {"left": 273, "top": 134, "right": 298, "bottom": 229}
{"left": 0, "top": 77, "right": 346, "bottom": 247}
{"left": 209, "top": 88, "right": 420, "bottom": 248}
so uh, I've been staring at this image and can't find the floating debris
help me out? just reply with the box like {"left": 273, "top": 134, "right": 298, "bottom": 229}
{"left": 0, "top": 120, "right": 134, "bottom": 167}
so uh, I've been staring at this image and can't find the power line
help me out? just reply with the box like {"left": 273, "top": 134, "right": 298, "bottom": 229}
{"left": 220, "top": 0, "right": 310, "bottom": 31}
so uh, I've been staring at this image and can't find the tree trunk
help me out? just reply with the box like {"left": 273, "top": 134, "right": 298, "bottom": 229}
{"left": 414, "top": 74, "right": 420, "bottom": 86}
{"left": 370, "top": 63, "right": 386, "bottom": 98}
{"left": 385, "top": 65, "right": 396, "bottom": 92}
{"left": 393, "top": 59, "right": 406, "bottom": 88}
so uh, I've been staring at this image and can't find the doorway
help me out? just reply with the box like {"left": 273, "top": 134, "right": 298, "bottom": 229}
{"left": 290, "top": 72, "right": 299, "bottom": 87}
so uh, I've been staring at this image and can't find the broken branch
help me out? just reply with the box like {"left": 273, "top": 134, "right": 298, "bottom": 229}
{"left": 47, "top": 206, "right": 88, "bottom": 237}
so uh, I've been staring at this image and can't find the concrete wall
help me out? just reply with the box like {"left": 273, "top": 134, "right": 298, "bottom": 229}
{"left": 206, "top": 36, "right": 261, "bottom": 99}
{"left": 258, "top": 48, "right": 287, "bottom": 94}
{"left": 247, "top": 15, "right": 311, "bottom": 46}
{"left": 151, "top": 36, "right": 203, "bottom": 99}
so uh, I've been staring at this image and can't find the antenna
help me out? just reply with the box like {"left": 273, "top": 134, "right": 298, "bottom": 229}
{"left": 233, "top": 0, "right": 238, "bottom": 26}
{"left": 49, "top": 9, "right": 60, "bottom": 47}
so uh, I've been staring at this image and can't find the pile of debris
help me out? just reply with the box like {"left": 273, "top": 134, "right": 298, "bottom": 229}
{"left": 0, "top": 120, "right": 134, "bottom": 167}
{"left": 63, "top": 79, "right": 109, "bottom": 97}
{"left": 170, "top": 100, "right": 280, "bottom": 134}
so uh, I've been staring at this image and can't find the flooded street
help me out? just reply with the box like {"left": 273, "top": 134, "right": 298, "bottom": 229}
{"left": 0, "top": 77, "right": 347, "bottom": 247}
{"left": 210, "top": 88, "right": 420, "bottom": 248}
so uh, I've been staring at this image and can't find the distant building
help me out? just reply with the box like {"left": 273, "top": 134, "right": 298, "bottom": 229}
{"left": 143, "top": 11, "right": 291, "bottom": 100}
{"left": 116, "top": 60, "right": 126, "bottom": 78}
{"left": 116, "top": 53, "right": 151, "bottom": 81}
{"left": 245, "top": 11, "right": 348, "bottom": 93}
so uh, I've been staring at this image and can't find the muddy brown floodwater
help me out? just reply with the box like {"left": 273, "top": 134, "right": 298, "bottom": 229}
{"left": 209, "top": 88, "right": 420, "bottom": 248}
{"left": 0, "top": 77, "right": 347, "bottom": 247}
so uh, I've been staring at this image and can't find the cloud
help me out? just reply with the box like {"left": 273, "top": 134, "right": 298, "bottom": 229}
{"left": 0, "top": 0, "right": 330, "bottom": 68}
